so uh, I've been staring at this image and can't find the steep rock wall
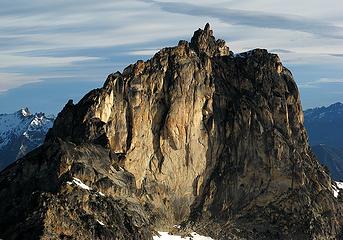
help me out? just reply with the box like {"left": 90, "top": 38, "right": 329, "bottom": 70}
{"left": 42, "top": 24, "right": 343, "bottom": 239}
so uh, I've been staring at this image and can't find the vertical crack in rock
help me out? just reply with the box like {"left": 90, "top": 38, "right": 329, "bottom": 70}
{"left": 151, "top": 99, "right": 168, "bottom": 173}
{"left": 125, "top": 100, "right": 133, "bottom": 152}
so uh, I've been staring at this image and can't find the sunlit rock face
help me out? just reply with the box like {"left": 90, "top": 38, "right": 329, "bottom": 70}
{"left": 1, "top": 24, "right": 343, "bottom": 240}
{"left": 47, "top": 24, "right": 232, "bottom": 226}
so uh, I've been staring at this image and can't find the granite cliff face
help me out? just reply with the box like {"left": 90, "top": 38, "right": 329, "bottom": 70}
{"left": 1, "top": 24, "right": 343, "bottom": 240}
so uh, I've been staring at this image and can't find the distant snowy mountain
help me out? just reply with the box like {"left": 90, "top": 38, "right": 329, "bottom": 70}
{"left": 0, "top": 108, "right": 54, "bottom": 171}
{"left": 304, "top": 102, "right": 343, "bottom": 180}
{"left": 304, "top": 102, "right": 343, "bottom": 148}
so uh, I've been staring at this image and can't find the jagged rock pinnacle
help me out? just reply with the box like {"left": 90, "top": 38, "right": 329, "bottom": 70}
{"left": 204, "top": 22, "right": 211, "bottom": 32}
{"left": 190, "top": 23, "right": 229, "bottom": 57}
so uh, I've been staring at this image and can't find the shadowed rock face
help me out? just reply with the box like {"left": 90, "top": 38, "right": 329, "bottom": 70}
{"left": 0, "top": 141, "right": 153, "bottom": 240}
{"left": 1, "top": 24, "right": 343, "bottom": 240}
{"left": 188, "top": 51, "right": 343, "bottom": 239}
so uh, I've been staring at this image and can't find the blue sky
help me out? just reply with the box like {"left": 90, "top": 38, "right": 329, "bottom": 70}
{"left": 0, "top": 0, "right": 343, "bottom": 114}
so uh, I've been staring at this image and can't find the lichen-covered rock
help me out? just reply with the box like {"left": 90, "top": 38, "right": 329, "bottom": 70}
{"left": 1, "top": 24, "right": 343, "bottom": 239}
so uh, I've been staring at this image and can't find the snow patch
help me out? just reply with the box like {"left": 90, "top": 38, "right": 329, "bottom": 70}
{"left": 68, "top": 178, "right": 107, "bottom": 197}
{"left": 333, "top": 181, "right": 343, "bottom": 198}
{"left": 96, "top": 219, "right": 105, "bottom": 226}
{"left": 153, "top": 232, "right": 213, "bottom": 240}
{"left": 70, "top": 177, "right": 92, "bottom": 191}
{"left": 21, "top": 108, "right": 31, "bottom": 117}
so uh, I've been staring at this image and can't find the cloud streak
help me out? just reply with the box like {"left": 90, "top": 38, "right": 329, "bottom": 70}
{"left": 142, "top": 0, "right": 343, "bottom": 39}
{"left": 317, "top": 78, "right": 343, "bottom": 83}
{"left": 0, "top": 73, "right": 40, "bottom": 92}
{"left": 330, "top": 54, "right": 343, "bottom": 58}
{"left": 299, "top": 78, "right": 343, "bottom": 89}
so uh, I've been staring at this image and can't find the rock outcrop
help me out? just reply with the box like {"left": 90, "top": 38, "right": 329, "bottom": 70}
{"left": 1, "top": 24, "right": 343, "bottom": 240}
{"left": 0, "top": 140, "right": 153, "bottom": 240}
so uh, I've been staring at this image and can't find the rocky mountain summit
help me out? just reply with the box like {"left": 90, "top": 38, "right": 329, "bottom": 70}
{"left": 1, "top": 24, "right": 343, "bottom": 240}
{"left": 0, "top": 108, "right": 54, "bottom": 171}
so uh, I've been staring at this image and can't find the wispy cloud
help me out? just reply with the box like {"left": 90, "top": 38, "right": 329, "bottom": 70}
{"left": 297, "top": 83, "right": 320, "bottom": 89}
{"left": 128, "top": 49, "right": 159, "bottom": 56}
{"left": 270, "top": 49, "right": 294, "bottom": 54}
{"left": 0, "top": 54, "right": 99, "bottom": 68}
{"left": 141, "top": 0, "right": 343, "bottom": 39}
{"left": 0, "top": 73, "right": 40, "bottom": 92}
{"left": 330, "top": 54, "right": 343, "bottom": 58}
{"left": 299, "top": 78, "right": 343, "bottom": 89}
{"left": 317, "top": 78, "right": 343, "bottom": 83}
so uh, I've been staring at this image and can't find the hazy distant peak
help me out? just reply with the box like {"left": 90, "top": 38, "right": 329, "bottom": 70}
{"left": 18, "top": 107, "right": 31, "bottom": 117}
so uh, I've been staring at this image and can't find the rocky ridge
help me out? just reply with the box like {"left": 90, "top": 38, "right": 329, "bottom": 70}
{"left": 1, "top": 24, "right": 343, "bottom": 240}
